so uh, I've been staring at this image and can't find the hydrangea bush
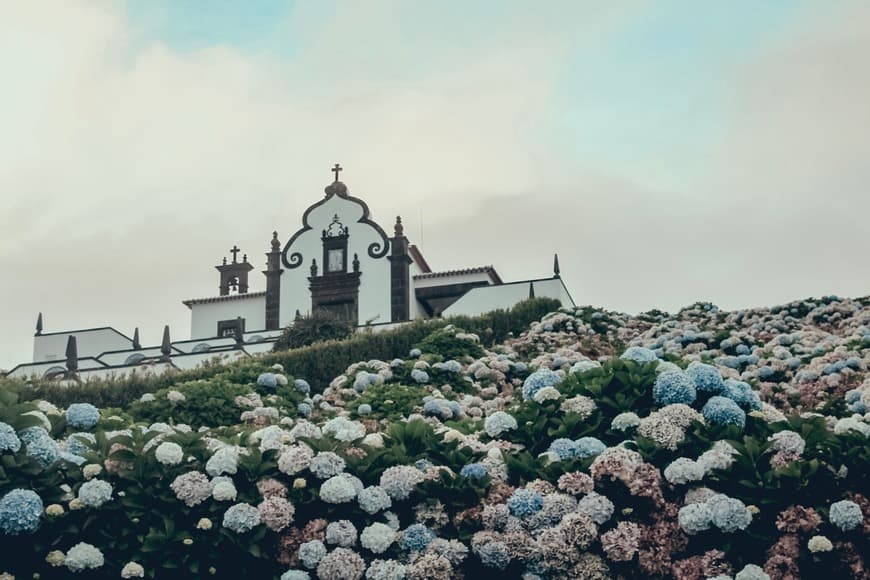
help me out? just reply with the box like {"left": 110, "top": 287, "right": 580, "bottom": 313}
{"left": 0, "top": 297, "right": 868, "bottom": 578}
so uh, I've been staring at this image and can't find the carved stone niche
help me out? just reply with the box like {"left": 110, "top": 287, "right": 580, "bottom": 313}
{"left": 308, "top": 271, "right": 361, "bottom": 324}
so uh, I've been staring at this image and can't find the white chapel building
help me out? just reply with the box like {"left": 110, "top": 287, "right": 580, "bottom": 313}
{"left": 6, "top": 166, "right": 575, "bottom": 380}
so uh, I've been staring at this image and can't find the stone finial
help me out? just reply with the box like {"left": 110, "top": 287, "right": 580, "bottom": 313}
{"left": 529, "top": 282, "right": 535, "bottom": 299}
{"left": 310, "top": 258, "right": 318, "bottom": 277}
{"left": 234, "top": 317, "right": 244, "bottom": 344}
{"left": 295, "top": 309, "right": 302, "bottom": 320}
{"left": 161, "top": 325, "right": 172, "bottom": 361}
{"left": 132, "top": 327, "right": 141, "bottom": 350}
{"left": 222, "top": 256, "right": 227, "bottom": 266}
{"left": 271, "top": 231, "right": 280, "bottom": 251}
{"left": 394, "top": 216, "right": 404, "bottom": 237}
{"left": 65, "top": 335, "right": 78, "bottom": 375}
{"left": 35, "top": 312, "right": 43, "bottom": 335}
{"left": 353, "top": 253, "right": 360, "bottom": 272}
{"left": 553, "top": 253, "right": 561, "bottom": 278}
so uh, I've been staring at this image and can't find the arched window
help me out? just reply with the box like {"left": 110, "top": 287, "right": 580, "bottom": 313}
{"left": 43, "top": 366, "right": 66, "bottom": 379}
{"left": 124, "top": 353, "right": 146, "bottom": 365}
{"left": 192, "top": 343, "right": 212, "bottom": 353}
{"left": 248, "top": 335, "right": 265, "bottom": 343}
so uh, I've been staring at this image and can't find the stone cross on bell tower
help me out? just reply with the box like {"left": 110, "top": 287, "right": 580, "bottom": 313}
{"left": 216, "top": 245, "right": 254, "bottom": 295}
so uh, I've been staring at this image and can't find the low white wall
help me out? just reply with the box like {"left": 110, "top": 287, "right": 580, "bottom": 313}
{"left": 33, "top": 329, "right": 132, "bottom": 363}
{"left": 442, "top": 278, "right": 574, "bottom": 317}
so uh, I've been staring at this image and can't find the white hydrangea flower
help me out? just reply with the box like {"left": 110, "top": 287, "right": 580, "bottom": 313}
{"left": 155, "top": 442, "right": 184, "bottom": 466}
{"left": 664, "top": 457, "right": 705, "bottom": 485}
{"left": 360, "top": 522, "right": 396, "bottom": 554}
{"left": 121, "top": 561, "right": 145, "bottom": 578}
{"left": 808, "top": 535, "right": 833, "bottom": 553}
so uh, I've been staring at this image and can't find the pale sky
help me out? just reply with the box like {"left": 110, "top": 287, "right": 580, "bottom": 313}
{"left": 1, "top": 1, "right": 868, "bottom": 369}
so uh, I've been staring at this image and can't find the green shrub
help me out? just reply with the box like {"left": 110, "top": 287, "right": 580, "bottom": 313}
{"left": 414, "top": 327, "right": 485, "bottom": 360}
{"left": 350, "top": 383, "right": 428, "bottom": 421}
{"left": 272, "top": 310, "right": 354, "bottom": 351}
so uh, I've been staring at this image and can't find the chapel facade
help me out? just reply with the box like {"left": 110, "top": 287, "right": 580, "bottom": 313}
{"left": 6, "top": 166, "right": 575, "bottom": 380}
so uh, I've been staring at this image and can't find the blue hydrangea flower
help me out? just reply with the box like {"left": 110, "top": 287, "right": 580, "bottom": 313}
{"left": 678, "top": 502, "right": 712, "bottom": 535}
{"left": 297, "top": 403, "right": 312, "bottom": 417}
{"left": 507, "top": 489, "right": 544, "bottom": 518}
{"left": 460, "top": 463, "right": 488, "bottom": 479}
{"left": 281, "top": 571, "right": 311, "bottom": 580}
{"left": 522, "top": 368, "right": 563, "bottom": 401}
{"left": 829, "top": 499, "right": 863, "bottom": 531}
{"left": 702, "top": 396, "right": 746, "bottom": 428}
{"left": 0, "top": 489, "right": 44, "bottom": 535}
{"left": 66, "top": 403, "right": 99, "bottom": 429}
{"left": 574, "top": 437, "right": 606, "bottom": 459}
{"left": 0, "top": 422, "right": 21, "bottom": 453}
{"left": 401, "top": 524, "right": 435, "bottom": 551}
{"left": 735, "top": 344, "right": 750, "bottom": 355}
{"left": 257, "top": 373, "right": 278, "bottom": 389}
{"left": 61, "top": 452, "right": 87, "bottom": 465}
{"left": 357, "top": 404, "right": 372, "bottom": 416}
{"left": 353, "top": 371, "right": 378, "bottom": 392}
{"left": 66, "top": 432, "right": 96, "bottom": 456}
{"left": 78, "top": 479, "right": 113, "bottom": 508}
{"left": 653, "top": 370, "right": 697, "bottom": 406}
{"left": 620, "top": 346, "right": 658, "bottom": 365}
{"left": 298, "top": 540, "right": 326, "bottom": 569}
{"left": 357, "top": 486, "right": 392, "bottom": 514}
{"left": 484, "top": 412, "right": 518, "bottom": 438}
{"left": 477, "top": 540, "right": 511, "bottom": 569}
{"left": 19, "top": 427, "right": 59, "bottom": 467}
{"left": 434, "top": 360, "right": 463, "bottom": 373}
{"left": 222, "top": 503, "right": 261, "bottom": 533}
{"left": 845, "top": 390, "right": 868, "bottom": 414}
{"left": 409, "top": 348, "right": 422, "bottom": 358}
{"left": 422, "top": 399, "right": 454, "bottom": 419}
{"left": 722, "top": 379, "right": 762, "bottom": 410}
{"left": 686, "top": 362, "right": 724, "bottom": 394}
{"left": 707, "top": 494, "right": 753, "bottom": 533}
{"left": 294, "top": 379, "right": 311, "bottom": 394}
{"left": 547, "top": 438, "right": 578, "bottom": 460}
{"left": 410, "top": 369, "right": 430, "bottom": 384}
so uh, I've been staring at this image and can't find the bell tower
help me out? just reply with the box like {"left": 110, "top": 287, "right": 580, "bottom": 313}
{"left": 216, "top": 245, "right": 254, "bottom": 296}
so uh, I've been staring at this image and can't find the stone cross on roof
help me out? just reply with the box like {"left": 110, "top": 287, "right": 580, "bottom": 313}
{"left": 331, "top": 163, "right": 342, "bottom": 182}
{"left": 230, "top": 245, "right": 241, "bottom": 263}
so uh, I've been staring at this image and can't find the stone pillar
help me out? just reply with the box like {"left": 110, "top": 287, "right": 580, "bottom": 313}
{"left": 264, "top": 232, "right": 283, "bottom": 330}
{"left": 388, "top": 217, "right": 412, "bottom": 322}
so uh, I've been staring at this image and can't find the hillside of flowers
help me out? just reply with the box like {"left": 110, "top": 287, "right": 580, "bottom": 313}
{"left": 0, "top": 295, "right": 868, "bottom": 579}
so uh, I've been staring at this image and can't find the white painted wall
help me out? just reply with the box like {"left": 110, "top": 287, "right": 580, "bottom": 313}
{"left": 7, "top": 358, "right": 105, "bottom": 379}
{"left": 99, "top": 348, "right": 162, "bottom": 366}
{"left": 171, "top": 350, "right": 248, "bottom": 370}
{"left": 33, "top": 329, "right": 132, "bottom": 363}
{"left": 442, "top": 278, "right": 574, "bottom": 317}
{"left": 278, "top": 192, "right": 392, "bottom": 327}
{"left": 189, "top": 294, "right": 266, "bottom": 339}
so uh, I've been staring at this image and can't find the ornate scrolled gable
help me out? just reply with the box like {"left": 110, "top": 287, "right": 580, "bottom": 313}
{"left": 281, "top": 179, "right": 391, "bottom": 269}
